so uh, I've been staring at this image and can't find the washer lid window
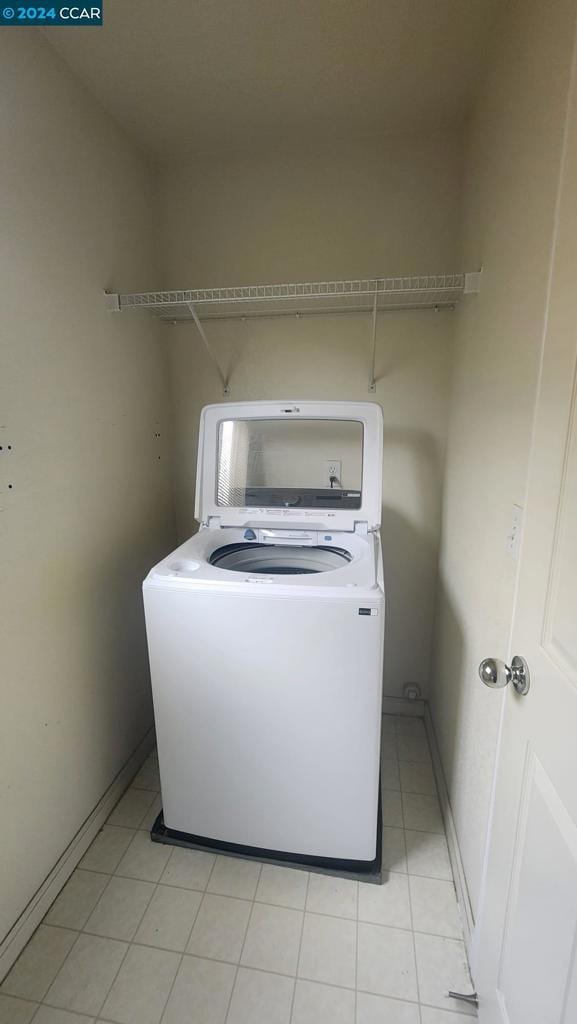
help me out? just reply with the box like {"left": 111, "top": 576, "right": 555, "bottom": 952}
{"left": 196, "top": 401, "right": 383, "bottom": 534}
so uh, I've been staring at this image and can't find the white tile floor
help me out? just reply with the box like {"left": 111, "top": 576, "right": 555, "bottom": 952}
{"left": 1, "top": 716, "right": 476, "bottom": 1024}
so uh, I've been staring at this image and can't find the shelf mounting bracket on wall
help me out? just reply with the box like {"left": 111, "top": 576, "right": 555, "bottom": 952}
{"left": 187, "top": 303, "right": 230, "bottom": 395}
{"left": 464, "top": 268, "right": 483, "bottom": 294}
{"left": 368, "top": 285, "right": 378, "bottom": 393}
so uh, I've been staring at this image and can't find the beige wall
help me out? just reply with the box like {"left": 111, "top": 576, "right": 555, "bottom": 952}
{"left": 160, "top": 133, "right": 460, "bottom": 698}
{"left": 430, "top": 0, "right": 576, "bottom": 918}
{"left": 0, "top": 31, "right": 175, "bottom": 943}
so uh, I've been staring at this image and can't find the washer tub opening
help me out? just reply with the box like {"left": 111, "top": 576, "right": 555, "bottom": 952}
{"left": 209, "top": 543, "right": 352, "bottom": 575}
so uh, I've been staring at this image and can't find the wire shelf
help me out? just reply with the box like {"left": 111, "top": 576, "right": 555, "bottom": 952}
{"left": 112, "top": 274, "right": 465, "bottom": 322}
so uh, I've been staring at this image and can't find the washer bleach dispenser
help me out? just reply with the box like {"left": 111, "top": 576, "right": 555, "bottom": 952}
{"left": 143, "top": 400, "right": 385, "bottom": 878}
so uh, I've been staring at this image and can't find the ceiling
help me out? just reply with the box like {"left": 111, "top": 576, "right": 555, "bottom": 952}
{"left": 46, "top": 0, "right": 501, "bottom": 162}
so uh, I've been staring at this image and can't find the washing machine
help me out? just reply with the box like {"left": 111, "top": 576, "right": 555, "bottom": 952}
{"left": 143, "top": 400, "right": 385, "bottom": 875}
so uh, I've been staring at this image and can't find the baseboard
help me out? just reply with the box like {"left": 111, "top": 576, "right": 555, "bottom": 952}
{"left": 423, "top": 703, "right": 475, "bottom": 950}
{"left": 0, "top": 726, "right": 155, "bottom": 982}
{"left": 382, "top": 695, "right": 425, "bottom": 718}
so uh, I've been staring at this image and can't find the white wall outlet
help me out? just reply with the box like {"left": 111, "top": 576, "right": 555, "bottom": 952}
{"left": 507, "top": 504, "right": 523, "bottom": 560}
{"left": 403, "top": 682, "right": 422, "bottom": 700}
{"left": 322, "top": 460, "right": 342, "bottom": 487}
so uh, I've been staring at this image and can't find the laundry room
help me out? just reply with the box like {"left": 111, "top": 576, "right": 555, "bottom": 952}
{"left": 1, "top": 3, "right": 576, "bottom": 1023}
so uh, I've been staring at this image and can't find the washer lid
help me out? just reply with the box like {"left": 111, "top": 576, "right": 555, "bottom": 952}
{"left": 195, "top": 400, "right": 383, "bottom": 532}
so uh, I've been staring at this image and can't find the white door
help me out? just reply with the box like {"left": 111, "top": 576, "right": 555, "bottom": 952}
{"left": 473, "top": 44, "right": 577, "bottom": 1024}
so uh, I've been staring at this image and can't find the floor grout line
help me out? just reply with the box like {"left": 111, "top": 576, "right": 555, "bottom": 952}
{"left": 223, "top": 860, "right": 263, "bottom": 1024}
{"left": 145, "top": 862, "right": 206, "bottom": 1024}
{"left": 157, "top": 951, "right": 184, "bottom": 1024}
{"left": 180, "top": 885, "right": 207, "bottom": 953}
{"left": 288, "top": 869, "right": 310, "bottom": 1022}
{"left": 41, "top": 915, "right": 466, "bottom": 947}
{"left": 158, "top": 850, "right": 227, "bottom": 1024}
{"left": 31, "top": 947, "right": 478, "bottom": 1012}
{"left": 40, "top": 852, "right": 456, "bottom": 897}
{"left": 395, "top": 714, "right": 420, "bottom": 1024}
{"left": 405, "top": 838, "right": 424, "bottom": 1024}
{"left": 202, "top": 851, "right": 219, "bottom": 890}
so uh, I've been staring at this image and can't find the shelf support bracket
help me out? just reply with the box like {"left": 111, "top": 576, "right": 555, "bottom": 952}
{"left": 464, "top": 268, "right": 483, "bottom": 294}
{"left": 104, "top": 292, "right": 120, "bottom": 312}
{"left": 187, "top": 303, "right": 230, "bottom": 395}
{"left": 368, "top": 286, "right": 379, "bottom": 393}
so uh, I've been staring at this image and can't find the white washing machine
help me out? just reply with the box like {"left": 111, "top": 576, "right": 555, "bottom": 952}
{"left": 143, "top": 400, "right": 385, "bottom": 875}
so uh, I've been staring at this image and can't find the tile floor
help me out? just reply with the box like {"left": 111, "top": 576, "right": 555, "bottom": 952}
{"left": 1, "top": 715, "right": 476, "bottom": 1024}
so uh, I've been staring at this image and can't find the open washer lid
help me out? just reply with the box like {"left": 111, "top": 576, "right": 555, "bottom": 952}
{"left": 195, "top": 400, "right": 383, "bottom": 533}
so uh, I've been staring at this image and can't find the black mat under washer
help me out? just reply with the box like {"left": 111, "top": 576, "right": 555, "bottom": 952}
{"left": 150, "top": 787, "right": 382, "bottom": 884}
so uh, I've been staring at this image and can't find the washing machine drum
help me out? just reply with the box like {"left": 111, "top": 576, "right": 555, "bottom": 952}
{"left": 209, "top": 543, "right": 352, "bottom": 575}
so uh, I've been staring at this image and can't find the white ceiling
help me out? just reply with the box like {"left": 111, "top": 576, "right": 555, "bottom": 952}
{"left": 46, "top": 0, "right": 501, "bottom": 162}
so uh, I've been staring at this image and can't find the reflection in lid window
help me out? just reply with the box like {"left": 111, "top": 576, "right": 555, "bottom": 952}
{"left": 216, "top": 419, "right": 363, "bottom": 510}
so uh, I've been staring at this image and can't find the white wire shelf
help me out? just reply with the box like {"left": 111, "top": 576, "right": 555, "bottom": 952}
{"left": 107, "top": 274, "right": 468, "bottom": 322}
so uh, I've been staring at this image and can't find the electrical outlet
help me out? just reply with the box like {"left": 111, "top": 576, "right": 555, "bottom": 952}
{"left": 403, "top": 682, "right": 422, "bottom": 700}
{"left": 322, "top": 460, "right": 342, "bottom": 487}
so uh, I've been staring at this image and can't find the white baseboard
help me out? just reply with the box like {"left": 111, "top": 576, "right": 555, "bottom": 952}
{"left": 382, "top": 695, "right": 425, "bottom": 718}
{"left": 0, "top": 727, "right": 155, "bottom": 982}
{"left": 423, "top": 703, "right": 475, "bottom": 950}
